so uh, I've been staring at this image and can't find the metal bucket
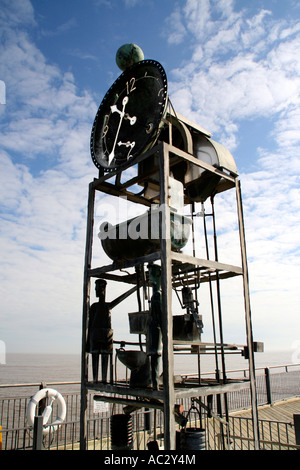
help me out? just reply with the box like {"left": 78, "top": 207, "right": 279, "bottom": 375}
{"left": 178, "top": 402, "right": 206, "bottom": 450}
{"left": 180, "top": 428, "right": 206, "bottom": 450}
{"left": 110, "top": 414, "right": 133, "bottom": 450}
{"left": 173, "top": 315, "right": 199, "bottom": 342}
{"left": 128, "top": 311, "right": 149, "bottom": 334}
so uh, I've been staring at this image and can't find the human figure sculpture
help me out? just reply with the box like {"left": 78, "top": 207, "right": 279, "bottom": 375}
{"left": 146, "top": 264, "right": 162, "bottom": 390}
{"left": 87, "top": 279, "right": 136, "bottom": 383}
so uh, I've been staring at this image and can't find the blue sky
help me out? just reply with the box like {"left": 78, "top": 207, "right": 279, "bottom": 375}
{"left": 0, "top": 0, "right": 300, "bottom": 360}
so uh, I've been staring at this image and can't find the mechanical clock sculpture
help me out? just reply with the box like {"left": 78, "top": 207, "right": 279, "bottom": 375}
{"left": 90, "top": 44, "right": 168, "bottom": 171}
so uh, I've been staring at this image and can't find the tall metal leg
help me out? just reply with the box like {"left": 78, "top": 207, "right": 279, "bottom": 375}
{"left": 202, "top": 203, "right": 219, "bottom": 377}
{"left": 80, "top": 183, "right": 96, "bottom": 450}
{"left": 211, "top": 197, "right": 229, "bottom": 429}
{"left": 236, "top": 179, "right": 260, "bottom": 449}
{"left": 159, "top": 143, "right": 176, "bottom": 450}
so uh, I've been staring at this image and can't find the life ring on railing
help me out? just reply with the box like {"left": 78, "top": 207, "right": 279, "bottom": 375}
{"left": 26, "top": 388, "right": 66, "bottom": 435}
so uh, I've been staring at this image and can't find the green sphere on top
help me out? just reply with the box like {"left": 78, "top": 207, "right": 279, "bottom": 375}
{"left": 116, "top": 43, "right": 144, "bottom": 71}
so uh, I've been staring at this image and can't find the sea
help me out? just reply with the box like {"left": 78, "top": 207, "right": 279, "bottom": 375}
{"left": 0, "top": 349, "right": 298, "bottom": 399}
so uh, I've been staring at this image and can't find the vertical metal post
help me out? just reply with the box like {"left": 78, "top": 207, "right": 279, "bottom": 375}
{"left": 38, "top": 382, "right": 46, "bottom": 416}
{"left": 210, "top": 196, "right": 229, "bottom": 448}
{"left": 236, "top": 179, "right": 260, "bottom": 450}
{"left": 293, "top": 414, "right": 300, "bottom": 446}
{"left": 202, "top": 203, "right": 220, "bottom": 378}
{"left": 80, "top": 182, "right": 96, "bottom": 450}
{"left": 265, "top": 367, "right": 272, "bottom": 404}
{"left": 144, "top": 408, "right": 151, "bottom": 431}
{"left": 32, "top": 416, "right": 44, "bottom": 450}
{"left": 159, "top": 142, "right": 176, "bottom": 450}
{"left": 211, "top": 197, "right": 227, "bottom": 387}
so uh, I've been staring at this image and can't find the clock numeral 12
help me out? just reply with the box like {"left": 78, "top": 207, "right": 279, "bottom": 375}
{"left": 126, "top": 77, "right": 136, "bottom": 95}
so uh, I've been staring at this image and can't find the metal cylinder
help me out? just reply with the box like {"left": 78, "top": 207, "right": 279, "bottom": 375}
{"left": 180, "top": 428, "right": 206, "bottom": 450}
{"left": 110, "top": 414, "right": 133, "bottom": 450}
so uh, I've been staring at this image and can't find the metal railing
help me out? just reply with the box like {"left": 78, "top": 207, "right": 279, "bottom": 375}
{"left": 1, "top": 363, "right": 300, "bottom": 450}
{"left": 225, "top": 416, "right": 299, "bottom": 450}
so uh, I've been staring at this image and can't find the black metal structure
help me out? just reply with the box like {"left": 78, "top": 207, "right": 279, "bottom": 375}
{"left": 80, "top": 110, "right": 261, "bottom": 450}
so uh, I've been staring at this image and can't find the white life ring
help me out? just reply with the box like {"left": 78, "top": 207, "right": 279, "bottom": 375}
{"left": 27, "top": 388, "right": 66, "bottom": 435}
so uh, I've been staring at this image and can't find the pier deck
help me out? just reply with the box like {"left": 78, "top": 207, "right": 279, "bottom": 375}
{"left": 226, "top": 397, "right": 300, "bottom": 450}
{"left": 231, "top": 396, "right": 300, "bottom": 422}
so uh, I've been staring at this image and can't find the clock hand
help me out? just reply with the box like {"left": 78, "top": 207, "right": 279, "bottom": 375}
{"left": 117, "top": 141, "right": 135, "bottom": 147}
{"left": 124, "top": 114, "right": 137, "bottom": 125}
{"left": 108, "top": 96, "right": 128, "bottom": 165}
{"left": 108, "top": 96, "right": 136, "bottom": 165}
{"left": 117, "top": 140, "right": 135, "bottom": 159}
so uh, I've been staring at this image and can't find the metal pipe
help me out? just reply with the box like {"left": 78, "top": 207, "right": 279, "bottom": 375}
{"left": 210, "top": 195, "right": 230, "bottom": 448}
{"left": 236, "top": 179, "right": 260, "bottom": 449}
{"left": 202, "top": 201, "right": 220, "bottom": 379}
{"left": 210, "top": 196, "right": 227, "bottom": 385}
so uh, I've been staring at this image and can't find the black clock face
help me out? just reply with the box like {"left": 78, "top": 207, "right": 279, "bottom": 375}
{"left": 91, "top": 60, "right": 168, "bottom": 170}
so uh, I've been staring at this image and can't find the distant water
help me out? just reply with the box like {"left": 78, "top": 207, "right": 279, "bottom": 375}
{"left": 0, "top": 350, "right": 298, "bottom": 398}
{"left": 0, "top": 353, "right": 81, "bottom": 385}
{"left": 174, "top": 349, "right": 297, "bottom": 377}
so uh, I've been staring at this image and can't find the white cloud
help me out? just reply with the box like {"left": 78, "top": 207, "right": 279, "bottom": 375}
{"left": 164, "top": 8, "right": 187, "bottom": 45}
{"left": 0, "top": 2, "right": 147, "bottom": 353}
{"left": 40, "top": 17, "right": 77, "bottom": 37}
{"left": 0, "top": 3, "right": 98, "bottom": 352}
{"left": 1, "top": 0, "right": 300, "bottom": 354}
{"left": 0, "top": 0, "right": 35, "bottom": 27}
{"left": 124, "top": 0, "right": 141, "bottom": 6}
{"left": 165, "top": 0, "right": 300, "bottom": 350}
{"left": 167, "top": 2, "right": 300, "bottom": 149}
{"left": 183, "top": 0, "right": 211, "bottom": 37}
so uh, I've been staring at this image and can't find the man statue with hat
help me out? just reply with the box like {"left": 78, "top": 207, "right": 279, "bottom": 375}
{"left": 87, "top": 279, "right": 136, "bottom": 383}
{"left": 146, "top": 264, "right": 163, "bottom": 390}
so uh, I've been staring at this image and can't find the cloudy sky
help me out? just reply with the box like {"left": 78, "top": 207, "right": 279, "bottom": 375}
{"left": 0, "top": 0, "right": 299, "bottom": 359}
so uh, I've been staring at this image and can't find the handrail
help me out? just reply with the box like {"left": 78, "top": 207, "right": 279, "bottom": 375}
{"left": 0, "top": 363, "right": 299, "bottom": 388}
{"left": 179, "top": 363, "right": 300, "bottom": 379}
{"left": 0, "top": 381, "right": 80, "bottom": 388}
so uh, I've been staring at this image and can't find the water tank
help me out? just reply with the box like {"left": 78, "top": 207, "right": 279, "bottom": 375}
{"left": 184, "top": 133, "right": 238, "bottom": 202}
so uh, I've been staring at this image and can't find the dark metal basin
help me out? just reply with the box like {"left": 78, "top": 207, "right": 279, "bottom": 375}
{"left": 116, "top": 349, "right": 148, "bottom": 371}
{"left": 99, "top": 210, "right": 192, "bottom": 261}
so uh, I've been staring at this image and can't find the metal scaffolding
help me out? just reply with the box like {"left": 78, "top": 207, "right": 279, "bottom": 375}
{"left": 80, "top": 114, "right": 260, "bottom": 450}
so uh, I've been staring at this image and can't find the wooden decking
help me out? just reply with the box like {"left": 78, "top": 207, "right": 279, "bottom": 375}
{"left": 84, "top": 397, "right": 300, "bottom": 451}
{"left": 231, "top": 396, "right": 300, "bottom": 422}
{"left": 224, "top": 397, "right": 300, "bottom": 450}
{"left": 57, "top": 397, "right": 300, "bottom": 451}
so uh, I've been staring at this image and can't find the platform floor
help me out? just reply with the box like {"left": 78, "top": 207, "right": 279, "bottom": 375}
{"left": 225, "top": 397, "right": 300, "bottom": 450}
{"left": 59, "top": 397, "right": 300, "bottom": 451}
{"left": 231, "top": 396, "right": 300, "bottom": 422}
